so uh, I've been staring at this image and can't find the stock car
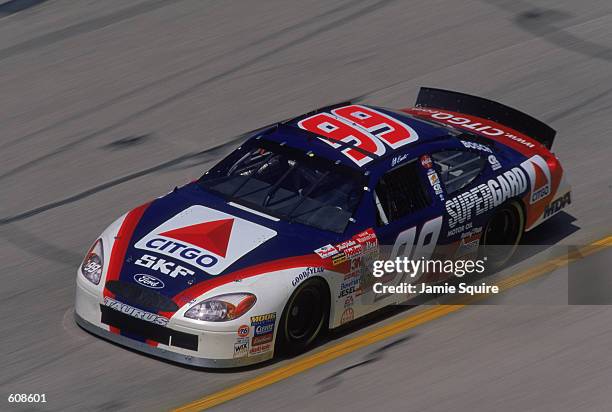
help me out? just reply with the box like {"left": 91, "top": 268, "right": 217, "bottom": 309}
{"left": 75, "top": 88, "right": 571, "bottom": 367}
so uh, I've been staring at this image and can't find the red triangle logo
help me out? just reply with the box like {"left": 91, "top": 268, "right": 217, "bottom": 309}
{"left": 159, "top": 218, "right": 234, "bottom": 258}
{"left": 533, "top": 162, "right": 548, "bottom": 190}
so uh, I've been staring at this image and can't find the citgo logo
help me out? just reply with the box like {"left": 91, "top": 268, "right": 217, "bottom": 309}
{"left": 139, "top": 219, "right": 233, "bottom": 269}
{"left": 520, "top": 155, "right": 552, "bottom": 204}
{"left": 135, "top": 206, "right": 277, "bottom": 275}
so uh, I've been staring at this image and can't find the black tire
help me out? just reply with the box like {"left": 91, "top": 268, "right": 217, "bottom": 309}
{"left": 276, "top": 277, "right": 329, "bottom": 356}
{"left": 479, "top": 200, "right": 525, "bottom": 271}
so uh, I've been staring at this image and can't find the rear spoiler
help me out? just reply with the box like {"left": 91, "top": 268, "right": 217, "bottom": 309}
{"left": 415, "top": 87, "right": 556, "bottom": 149}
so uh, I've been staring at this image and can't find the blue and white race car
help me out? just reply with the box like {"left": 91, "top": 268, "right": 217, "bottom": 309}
{"left": 75, "top": 88, "right": 571, "bottom": 367}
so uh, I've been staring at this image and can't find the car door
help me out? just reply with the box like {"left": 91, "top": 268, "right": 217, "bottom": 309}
{"left": 430, "top": 148, "right": 491, "bottom": 256}
{"left": 366, "top": 154, "right": 446, "bottom": 305}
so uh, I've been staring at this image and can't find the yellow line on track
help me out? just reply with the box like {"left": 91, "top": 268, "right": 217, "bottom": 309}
{"left": 173, "top": 236, "right": 612, "bottom": 412}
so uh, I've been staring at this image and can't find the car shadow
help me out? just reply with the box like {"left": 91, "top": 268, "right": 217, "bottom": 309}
{"left": 275, "top": 212, "right": 581, "bottom": 368}
{"left": 112, "top": 212, "right": 579, "bottom": 373}
{"left": 510, "top": 211, "right": 580, "bottom": 263}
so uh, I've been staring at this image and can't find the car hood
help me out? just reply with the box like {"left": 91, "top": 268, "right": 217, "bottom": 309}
{"left": 109, "top": 183, "right": 340, "bottom": 308}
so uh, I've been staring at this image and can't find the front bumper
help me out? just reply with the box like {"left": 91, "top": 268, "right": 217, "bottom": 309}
{"left": 74, "top": 313, "right": 270, "bottom": 368}
{"left": 75, "top": 280, "right": 273, "bottom": 368}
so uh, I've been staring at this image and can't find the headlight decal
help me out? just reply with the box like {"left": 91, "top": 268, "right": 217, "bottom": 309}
{"left": 81, "top": 239, "right": 104, "bottom": 285}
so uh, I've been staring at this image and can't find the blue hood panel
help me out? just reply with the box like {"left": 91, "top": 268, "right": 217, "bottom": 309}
{"left": 117, "top": 183, "right": 339, "bottom": 300}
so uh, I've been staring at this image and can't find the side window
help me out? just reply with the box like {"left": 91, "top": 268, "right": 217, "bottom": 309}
{"left": 374, "top": 161, "right": 431, "bottom": 225}
{"left": 431, "top": 150, "right": 485, "bottom": 195}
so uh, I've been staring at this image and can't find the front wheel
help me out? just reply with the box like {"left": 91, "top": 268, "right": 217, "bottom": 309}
{"left": 276, "top": 278, "right": 329, "bottom": 356}
{"left": 479, "top": 200, "right": 525, "bottom": 271}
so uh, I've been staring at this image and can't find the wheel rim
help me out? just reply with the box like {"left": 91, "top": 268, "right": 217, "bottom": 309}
{"left": 287, "top": 284, "right": 324, "bottom": 342}
{"left": 482, "top": 204, "right": 522, "bottom": 265}
{"left": 484, "top": 208, "right": 517, "bottom": 245}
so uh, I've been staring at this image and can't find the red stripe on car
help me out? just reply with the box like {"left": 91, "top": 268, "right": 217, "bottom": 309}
{"left": 163, "top": 254, "right": 341, "bottom": 317}
{"left": 102, "top": 202, "right": 150, "bottom": 337}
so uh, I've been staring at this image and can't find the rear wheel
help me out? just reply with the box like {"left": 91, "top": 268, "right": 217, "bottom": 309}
{"left": 479, "top": 200, "right": 525, "bottom": 270}
{"left": 276, "top": 278, "right": 329, "bottom": 356}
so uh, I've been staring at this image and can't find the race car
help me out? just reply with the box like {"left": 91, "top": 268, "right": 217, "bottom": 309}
{"left": 75, "top": 88, "right": 571, "bottom": 367}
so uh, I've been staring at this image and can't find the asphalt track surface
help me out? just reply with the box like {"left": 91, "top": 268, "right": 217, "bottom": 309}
{"left": 0, "top": 0, "right": 611, "bottom": 411}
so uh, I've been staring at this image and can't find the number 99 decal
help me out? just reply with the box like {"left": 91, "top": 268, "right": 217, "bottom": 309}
{"left": 298, "top": 105, "right": 419, "bottom": 166}
{"left": 374, "top": 216, "right": 443, "bottom": 303}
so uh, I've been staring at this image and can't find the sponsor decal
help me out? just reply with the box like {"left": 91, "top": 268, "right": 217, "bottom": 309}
{"left": 134, "top": 205, "right": 276, "bottom": 275}
{"left": 103, "top": 297, "right": 168, "bottom": 326}
{"left": 447, "top": 221, "right": 479, "bottom": 238}
{"left": 335, "top": 238, "right": 357, "bottom": 251}
{"left": 520, "top": 155, "right": 552, "bottom": 204}
{"left": 253, "top": 322, "right": 274, "bottom": 336}
{"left": 391, "top": 153, "right": 409, "bottom": 167}
{"left": 345, "top": 229, "right": 380, "bottom": 293}
{"left": 249, "top": 343, "right": 271, "bottom": 355}
{"left": 445, "top": 167, "right": 528, "bottom": 228}
{"left": 420, "top": 154, "right": 433, "bottom": 169}
{"left": 456, "top": 236, "right": 480, "bottom": 256}
{"left": 347, "top": 256, "right": 362, "bottom": 277}
{"left": 331, "top": 229, "right": 379, "bottom": 265}
{"left": 252, "top": 334, "right": 273, "bottom": 346}
{"left": 338, "top": 276, "right": 360, "bottom": 298}
{"left": 292, "top": 267, "right": 324, "bottom": 287}
{"left": 298, "top": 105, "right": 419, "bottom": 167}
{"left": 460, "top": 140, "right": 493, "bottom": 153}
{"left": 429, "top": 112, "right": 508, "bottom": 137}
{"left": 426, "top": 169, "right": 444, "bottom": 200}
{"left": 332, "top": 253, "right": 348, "bottom": 266}
{"left": 345, "top": 258, "right": 366, "bottom": 283}
{"left": 233, "top": 337, "right": 249, "bottom": 358}
{"left": 354, "top": 228, "right": 378, "bottom": 248}
{"left": 410, "top": 108, "right": 536, "bottom": 148}
{"left": 427, "top": 170, "right": 439, "bottom": 185}
{"left": 488, "top": 155, "right": 502, "bottom": 171}
{"left": 427, "top": 168, "right": 444, "bottom": 200}
{"left": 344, "top": 295, "right": 354, "bottom": 308}
{"left": 344, "top": 271, "right": 362, "bottom": 283}
{"left": 133, "top": 273, "right": 165, "bottom": 289}
{"left": 83, "top": 260, "right": 102, "bottom": 278}
{"left": 134, "top": 254, "right": 195, "bottom": 278}
{"left": 335, "top": 240, "right": 363, "bottom": 258}
{"left": 250, "top": 312, "right": 276, "bottom": 351}
{"left": 340, "top": 307, "right": 354, "bottom": 325}
{"left": 461, "top": 226, "right": 482, "bottom": 239}
{"left": 544, "top": 192, "right": 571, "bottom": 218}
{"left": 328, "top": 230, "right": 380, "bottom": 292}
{"left": 314, "top": 244, "right": 339, "bottom": 259}
{"left": 250, "top": 313, "right": 276, "bottom": 324}
{"left": 505, "top": 134, "right": 536, "bottom": 148}
{"left": 237, "top": 324, "right": 250, "bottom": 337}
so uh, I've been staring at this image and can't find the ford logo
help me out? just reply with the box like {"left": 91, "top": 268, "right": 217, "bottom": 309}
{"left": 133, "top": 274, "right": 164, "bottom": 289}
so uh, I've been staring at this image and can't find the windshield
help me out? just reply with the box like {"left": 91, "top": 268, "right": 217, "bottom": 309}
{"left": 199, "top": 139, "right": 364, "bottom": 233}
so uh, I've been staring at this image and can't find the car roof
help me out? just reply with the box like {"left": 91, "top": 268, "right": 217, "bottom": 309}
{"left": 251, "top": 103, "right": 461, "bottom": 172}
